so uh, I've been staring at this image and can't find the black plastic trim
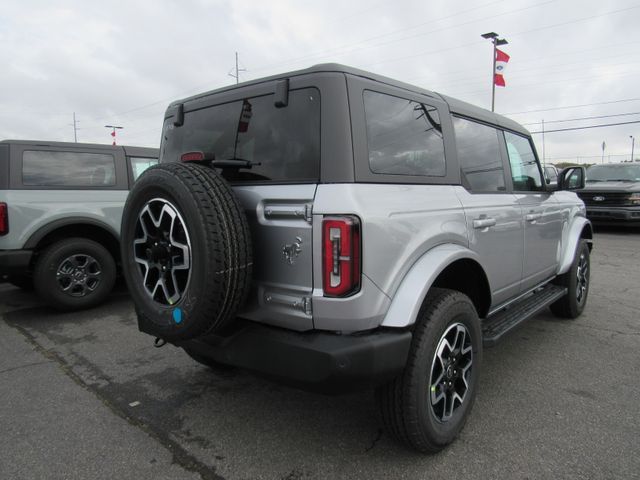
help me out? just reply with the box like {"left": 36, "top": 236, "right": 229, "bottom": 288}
{"left": 23, "top": 218, "right": 119, "bottom": 250}
{"left": 0, "top": 249, "right": 33, "bottom": 276}
{"left": 179, "top": 322, "right": 412, "bottom": 394}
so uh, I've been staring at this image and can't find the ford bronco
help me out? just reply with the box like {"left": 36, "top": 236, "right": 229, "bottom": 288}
{"left": 120, "top": 64, "right": 592, "bottom": 452}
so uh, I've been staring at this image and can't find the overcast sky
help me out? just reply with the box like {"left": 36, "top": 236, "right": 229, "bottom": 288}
{"left": 2, "top": 0, "right": 639, "bottom": 164}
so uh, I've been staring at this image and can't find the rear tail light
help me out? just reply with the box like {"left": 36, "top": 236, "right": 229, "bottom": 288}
{"left": 180, "top": 151, "right": 205, "bottom": 162}
{"left": 0, "top": 202, "right": 7, "bottom": 236}
{"left": 322, "top": 216, "right": 361, "bottom": 297}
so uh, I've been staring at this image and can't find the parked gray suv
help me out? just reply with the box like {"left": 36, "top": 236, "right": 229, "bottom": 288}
{"left": 120, "top": 64, "right": 592, "bottom": 452}
{"left": 0, "top": 140, "right": 157, "bottom": 309}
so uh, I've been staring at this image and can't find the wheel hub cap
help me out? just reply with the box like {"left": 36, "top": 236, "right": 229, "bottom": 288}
{"left": 133, "top": 198, "right": 191, "bottom": 306}
{"left": 429, "top": 323, "right": 473, "bottom": 422}
{"left": 56, "top": 254, "right": 102, "bottom": 297}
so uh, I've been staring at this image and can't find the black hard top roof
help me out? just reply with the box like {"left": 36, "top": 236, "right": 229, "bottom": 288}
{"left": 168, "top": 63, "right": 530, "bottom": 136}
{"left": 0, "top": 139, "right": 158, "bottom": 157}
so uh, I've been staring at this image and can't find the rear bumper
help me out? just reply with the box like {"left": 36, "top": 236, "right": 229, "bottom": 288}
{"left": 586, "top": 206, "right": 640, "bottom": 224}
{"left": 0, "top": 249, "right": 32, "bottom": 277}
{"left": 180, "top": 322, "right": 412, "bottom": 394}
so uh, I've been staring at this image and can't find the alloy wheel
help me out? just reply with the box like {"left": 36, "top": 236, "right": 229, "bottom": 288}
{"left": 429, "top": 322, "right": 473, "bottom": 422}
{"left": 133, "top": 198, "right": 191, "bottom": 306}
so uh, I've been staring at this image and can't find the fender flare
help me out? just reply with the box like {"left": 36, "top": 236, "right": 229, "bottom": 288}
{"left": 23, "top": 217, "right": 119, "bottom": 250}
{"left": 557, "top": 216, "right": 593, "bottom": 275}
{"left": 380, "top": 244, "right": 486, "bottom": 328}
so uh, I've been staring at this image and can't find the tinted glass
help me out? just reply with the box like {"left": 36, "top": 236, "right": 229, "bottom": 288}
{"left": 22, "top": 150, "right": 116, "bottom": 187}
{"left": 453, "top": 117, "right": 505, "bottom": 192}
{"left": 130, "top": 156, "right": 158, "bottom": 181}
{"left": 504, "top": 132, "right": 543, "bottom": 191}
{"left": 364, "top": 91, "right": 445, "bottom": 177}
{"left": 161, "top": 88, "right": 320, "bottom": 183}
{"left": 586, "top": 164, "right": 640, "bottom": 182}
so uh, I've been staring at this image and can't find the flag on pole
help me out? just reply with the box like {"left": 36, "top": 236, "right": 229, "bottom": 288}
{"left": 494, "top": 48, "right": 510, "bottom": 87}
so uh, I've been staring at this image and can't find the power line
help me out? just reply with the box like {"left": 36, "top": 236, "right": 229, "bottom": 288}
{"left": 248, "top": 0, "right": 511, "bottom": 73}
{"left": 522, "top": 112, "right": 640, "bottom": 126}
{"left": 505, "top": 98, "right": 640, "bottom": 115}
{"left": 530, "top": 120, "right": 640, "bottom": 134}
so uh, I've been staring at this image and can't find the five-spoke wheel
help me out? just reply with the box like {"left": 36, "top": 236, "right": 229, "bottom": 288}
{"left": 133, "top": 198, "right": 191, "bottom": 306}
{"left": 429, "top": 323, "right": 473, "bottom": 422}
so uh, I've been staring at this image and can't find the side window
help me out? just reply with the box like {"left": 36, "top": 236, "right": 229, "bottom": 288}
{"left": 363, "top": 90, "right": 446, "bottom": 177}
{"left": 452, "top": 117, "right": 505, "bottom": 192}
{"left": 130, "top": 157, "right": 158, "bottom": 181}
{"left": 504, "top": 132, "right": 544, "bottom": 191}
{"left": 22, "top": 150, "right": 116, "bottom": 187}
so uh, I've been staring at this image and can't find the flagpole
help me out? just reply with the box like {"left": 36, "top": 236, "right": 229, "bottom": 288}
{"left": 481, "top": 32, "right": 508, "bottom": 112}
{"left": 491, "top": 41, "right": 497, "bottom": 112}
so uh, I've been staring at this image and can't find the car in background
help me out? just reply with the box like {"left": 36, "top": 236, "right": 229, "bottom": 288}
{"left": 576, "top": 163, "right": 640, "bottom": 226}
{"left": 0, "top": 140, "right": 158, "bottom": 309}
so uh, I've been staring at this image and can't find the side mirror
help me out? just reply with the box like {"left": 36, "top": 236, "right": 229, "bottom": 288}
{"left": 558, "top": 166, "right": 586, "bottom": 190}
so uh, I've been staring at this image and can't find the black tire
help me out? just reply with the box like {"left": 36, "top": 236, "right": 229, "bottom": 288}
{"left": 9, "top": 275, "right": 34, "bottom": 291}
{"left": 33, "top": 238, "right": 116, "bottom": 310}
{"left": 550, "top": 239, "right": 590, "bottom": 319}
{"left": 183, "top": 346, "right": 235, "bottom": 372}
{"left": 120, "top": 162, "right": 252, "bottom": 342}
{"left": 375, "top": 288, "right": 482, "bottom": 453}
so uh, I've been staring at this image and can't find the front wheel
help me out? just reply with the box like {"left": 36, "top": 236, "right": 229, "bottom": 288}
{"left": 33, "top": 238, "right": 116, "bottom": 310}
{"left": 550, "top": 239, "right": 590, "bottom": 319}
{"left": 376, "top": 288, "right": 482, "bottom": 453}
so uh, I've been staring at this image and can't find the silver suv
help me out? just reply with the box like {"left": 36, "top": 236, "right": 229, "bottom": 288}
{"left": 120, "top": 64, "right": 592, "bottom": 453}
{"left": 0, "top": 140, "right": 157, "bottom": 309}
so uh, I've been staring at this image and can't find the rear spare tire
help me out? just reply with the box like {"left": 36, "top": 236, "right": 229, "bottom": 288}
{"left": 120, "top": 162, "right": 252, "bottom": 342}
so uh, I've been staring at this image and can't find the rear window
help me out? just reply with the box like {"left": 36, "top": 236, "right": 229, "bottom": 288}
{"left": 161, "top": 87, "right": 320, "bottom": 183}
{"left": 22, "top": 150, "right": 116, "bottom": 187}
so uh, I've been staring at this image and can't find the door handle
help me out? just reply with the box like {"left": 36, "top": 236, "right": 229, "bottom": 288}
{"left": 473, "top": 218, "right": 497, "bottom": 229}
{"left": 525, "top": 213, "right": 542, "bottom": 222}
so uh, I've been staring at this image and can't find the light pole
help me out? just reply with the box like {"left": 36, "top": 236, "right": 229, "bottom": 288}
{"left": 481, "top": 32, "right": 508, "bottom": 112}
{"left": 105, "top": 125, "right": 123, "bottom": 146}
{"left": 630, "top": 135, "right": 635, "bottom": 162}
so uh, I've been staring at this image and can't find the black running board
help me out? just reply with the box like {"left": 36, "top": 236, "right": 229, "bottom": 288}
{"left": 482, "top": 284, "right": 567, "bottom": 347}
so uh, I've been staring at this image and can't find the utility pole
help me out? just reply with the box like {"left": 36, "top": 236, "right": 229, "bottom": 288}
{"left": 541, "top": 119, "right": 546, "bottom": 166}
{"left": 481, "top": 32, "right": 508, "bottom": 112}
{"left": 630, "top": 135, "right": 635, "bottom": 162}
{"left": 228, "top": 52, "right": 246, "bottom": 84}
{"left": 69, "top": 112, "right": 79, "bottom": 143}
{"left": 105, "top": 125, "right": 123, "bottom": 146}
{"left": 601, "top": 141, "right": 606, "bottom": 164}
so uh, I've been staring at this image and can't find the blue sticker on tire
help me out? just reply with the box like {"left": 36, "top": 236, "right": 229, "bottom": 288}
{"left": 173, "top": 308, "right": 183, "bottom": 324}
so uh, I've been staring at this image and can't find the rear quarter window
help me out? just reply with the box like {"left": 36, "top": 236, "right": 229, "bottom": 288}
{"left": 363, "top": 90, "right": 446, "bottom": 177}
{"left": 22, "top": 150, "right": 116, "bottom": 187}
{"left": 161, "top": 87, "right": 320, "bottom": 183}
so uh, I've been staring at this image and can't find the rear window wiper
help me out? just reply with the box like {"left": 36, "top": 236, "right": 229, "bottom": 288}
{"left": 606, "top": 178, "right": 633, "bottom": 182}
{"left": 211, "top": 158, "right": 261, "bottom": 169}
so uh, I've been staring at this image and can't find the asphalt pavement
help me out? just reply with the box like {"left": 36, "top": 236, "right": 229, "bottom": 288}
{"left": 1, "top": 228, "right": 639, "bottom": 480}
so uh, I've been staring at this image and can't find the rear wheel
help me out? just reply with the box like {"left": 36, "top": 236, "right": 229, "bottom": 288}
{"left": 551, "top": 239, "right": 590, "bottom": 319}
{"left": 376, "top": 288, "right": 482, "bottom": 452}
{"left": 33, "top": 238, "right": 116, "bottom": 310}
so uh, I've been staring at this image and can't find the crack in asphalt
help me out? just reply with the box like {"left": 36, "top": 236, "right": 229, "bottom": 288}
{"left": 4, "top": 319, "right": 226, "bottom": 480}
{"left": 0, "top": 359, "right": 52, "bottom": 375}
